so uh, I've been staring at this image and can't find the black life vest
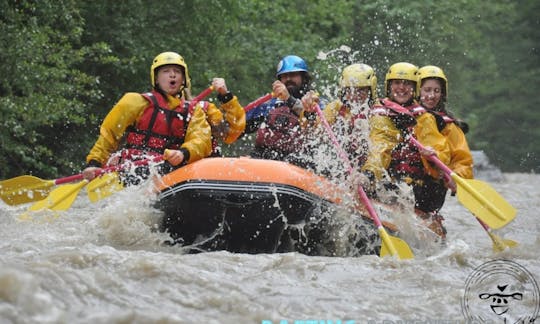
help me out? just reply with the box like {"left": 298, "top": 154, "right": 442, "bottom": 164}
{"left": 429, "top": 110, "right": 469, "bottom": 134}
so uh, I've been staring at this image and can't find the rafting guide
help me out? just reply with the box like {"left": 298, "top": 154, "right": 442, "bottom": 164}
{"left": 461, "top": 259, "right": 539, "bottom": 323}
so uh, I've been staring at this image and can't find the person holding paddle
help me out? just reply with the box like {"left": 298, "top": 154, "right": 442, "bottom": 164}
{"left": 417, "top": 65, "right": 473, "bottom": 182}
{"left": 82, "top": 51, "right": 243, "bottom": 182}
{"left": 244, "top": 55, "right": 319, "bottom": 168}
{"left": 322, "top": 63, "right": 378, "bottom": 168}
{"left": 417, "top": 65, "right": 473, "bottom": 195}
{"left": 357, "top": 62, "right": 451, "bottom": 239}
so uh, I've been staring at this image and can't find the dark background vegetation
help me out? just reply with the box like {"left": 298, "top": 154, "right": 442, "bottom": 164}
{"left": 1, "top": 0, "right": 538, "bottom": 178}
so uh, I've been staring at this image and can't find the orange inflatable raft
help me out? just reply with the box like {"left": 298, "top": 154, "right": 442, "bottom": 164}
{"left": 155, "top": 156, "right": 387, "bottom": 255}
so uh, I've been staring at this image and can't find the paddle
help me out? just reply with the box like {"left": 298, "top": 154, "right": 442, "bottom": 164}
{"left": 435, "top": 165, "right": 518, "bottom": 251}
{"left": 409, "top": 137, "right": 516, "bottom": 230}
{"left": 314, "top": 104, "right": 414, "bottom": 259}
{"left": 1, "top": 173, "right": 87, "bottom": 206}
{"left": 476, "top": 217, "right": 518, "bottom": 252}
{"left": 244, "top": 93, "right": 274, "bottom": 112}
{"left": 188, "top": 85, "right": 214, "bottom": 110}
{"left": 27, "top": 180, "right": 89, "bottom": 212}
{"left": 28, "top": 156, "right": 164, "bottom": 212}
{"left": 86, "top": 171, "right": 124, "bottom": 202}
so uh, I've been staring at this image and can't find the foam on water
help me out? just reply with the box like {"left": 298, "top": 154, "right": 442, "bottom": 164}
{"left": 2, "top": 168, "right": 538, "bottom": 323}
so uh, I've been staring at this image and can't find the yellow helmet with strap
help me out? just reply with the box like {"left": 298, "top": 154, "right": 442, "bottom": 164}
{"left": 150, "top": 52, "right": 191, "bottom": 90}
{"left": 340, "top": 63, "right": 378, "bottom": 100}
{"left": 417, "top": 65, "right": 448, "bottom": 98}
{"left": 384, "top": 62, "right": 418, "bottom": 97}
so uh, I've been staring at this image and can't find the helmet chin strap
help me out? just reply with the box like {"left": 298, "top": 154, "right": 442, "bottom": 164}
{"left": 177, "top": 85, "right": 185, "bottom": 98}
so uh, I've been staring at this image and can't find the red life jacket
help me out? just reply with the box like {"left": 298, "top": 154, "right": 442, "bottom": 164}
{"left": 255, "top": 103, "right": 302, "bottom": 154}
{"left": 125, "top": 91, "right": 191, "bottom": 157}
{"left": 338, "top": 103, "right": 369, "bottom": 126}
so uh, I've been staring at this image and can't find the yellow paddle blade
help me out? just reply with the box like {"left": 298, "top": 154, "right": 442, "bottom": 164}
{"left": 28, "top": 180, "right": 88, "bottom": 212}
{"left": 453, "top": 175, "right": 516, "bottom": 229}
{"left": 0, "top": 176, "right": 55, "bottom": 205}
{"left": 487, "top": 231, "right": 519, "bottom": 253}
{"left": 378, "top": 227, "right": 414, "bottom": 259}
{"left": 87, "top": 172, "right": 124, "bottom": 202}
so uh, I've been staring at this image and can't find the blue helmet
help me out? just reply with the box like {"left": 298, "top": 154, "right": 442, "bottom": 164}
{"left": 276, "top": 55, "right": 309, "bottom": 78}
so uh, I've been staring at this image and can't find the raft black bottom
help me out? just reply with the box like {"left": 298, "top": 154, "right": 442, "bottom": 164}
{"left": 157, "top": 180, "right": 381, "bottom": 255}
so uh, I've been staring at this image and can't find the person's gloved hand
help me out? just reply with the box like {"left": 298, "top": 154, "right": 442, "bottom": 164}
{"left": 212, "top": 78, "right": 228, "bottom": 95}
{"left": 352, "top": 170, "right": 376, "bottom": 197}
{"left": 163, "top": 149, "right": 185, "bottom": 166}
{"left": 301, "top": 91, "right": 320, "bottom": 112}
{"left": 419, "top": 145, "right": 436, "bottom": 157}
{"left": 82, "top": 167, "right": 102, "bottom": 181}
{"left": 272, "top": 80, "right": 290, "bottom": 101}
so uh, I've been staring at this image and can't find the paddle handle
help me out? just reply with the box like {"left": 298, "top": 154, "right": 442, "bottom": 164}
{"left": 314, "top": 105, "right": 353, "bottom": 173}
{"left": 315, "top": 104, "right": 404, "bottom": 257}
{"left": 409, "top": 137, "right": 453, "bottom": 175}
{"left": 98, "top": 155, "right": 165, "bottom": 175}
{"left": 410, "top": 136, "right": 458, "bottom": 191}
{"left": 53, "top": 157, "right": 163, "bottom": 185}
{"left": 476, "top": 217, "right": 491, "bottom": 231}
{"left": 188, "top": 86, "right": 214, "bottom": 110}
{"left": 78, "top": 155, "right": 165, "bottom": 181}
{"left": 244, "top": 93, "right": 274, "bottom": 112}
{"left": 54, "top": 174, "right": 85, "bottom": 185}
{"left": 314, "top": 105, "right": 385, "bottom": 229}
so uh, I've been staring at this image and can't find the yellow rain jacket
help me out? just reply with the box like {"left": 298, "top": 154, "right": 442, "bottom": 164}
{"left": 86, "top": 92, "right": 212, "bottom": 166}
{"left": 442, "top": 122, "right": 473, "bottom": 179}
{"left": 203, "top": 96, "right": 246, "bottom": 144}
{"left": 362, "top": 101, "right": 451, "bottom": 180}
{"left": 323, "top": 100, "right": 349, "bottom": 125}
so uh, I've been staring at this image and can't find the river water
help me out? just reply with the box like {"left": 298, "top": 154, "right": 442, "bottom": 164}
{"left": 1, "top": 169, "right": 538, "bottom": 323}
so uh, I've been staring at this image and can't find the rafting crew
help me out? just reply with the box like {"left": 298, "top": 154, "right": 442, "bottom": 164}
{"left": 82, "top": 51, "right": 245, "bottom": 183}
{"left": 80, "top": 52, "right": 468, "bottom": 241}
{"left": 244, "top": 55, "right": 320, "bottom": 169}
{"left": 356, "top": 62, "right": 452, "bottom": 239}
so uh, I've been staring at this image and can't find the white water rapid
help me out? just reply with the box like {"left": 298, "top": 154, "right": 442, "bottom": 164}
{"left": 1, "top": 166, "right": 538, "bottom": 323}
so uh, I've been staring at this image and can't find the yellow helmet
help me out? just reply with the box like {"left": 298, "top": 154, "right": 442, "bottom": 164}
{"left": 417, "top": 65, "right": 448, "bottom": 98}
{"left": 384, "top": 62, "right": 418, "bottom": 96}
{"left": 340, "top": 63, "right": 378, "bottom": 100}
{"left": 150, "top": 52, "right": 191, "bottom": 90}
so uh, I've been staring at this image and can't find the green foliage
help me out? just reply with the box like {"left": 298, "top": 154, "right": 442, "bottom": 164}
{"left": 1, "top": 0, "right": 538, "bottom": 179}
{"left": 0, "top": 0, "right": 103, "bottom": 178}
